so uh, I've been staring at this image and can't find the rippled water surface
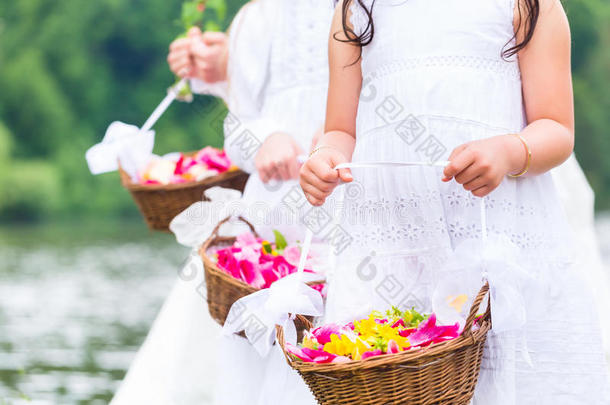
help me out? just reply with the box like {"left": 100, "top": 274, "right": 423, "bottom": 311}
{"left": 0, "top": 221, "right": 188, "bottom": 404}
{"left": 1, "top": 216, "right": 609, "bottom": 404}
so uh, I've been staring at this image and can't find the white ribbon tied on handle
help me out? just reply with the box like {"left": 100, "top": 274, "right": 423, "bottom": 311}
{"left": 85, "top": 79, "right": 187, "bottom": 180}
{"left": 169, "top": 186, "right": 244, "bottom": 248}
{"left": 433, "top": 200, "right": 534, "bottom": 367}
{"left": 222, "top": 271, "right": 324, "bottom": 357}
{"left": 85, "top": 121, "right": 155, "bottom": 179}
{"left": 223, "top": 228, "right": 325, "bottom": 357}
{"left": 434, "top": 236, "right": 531, "bottom": 333}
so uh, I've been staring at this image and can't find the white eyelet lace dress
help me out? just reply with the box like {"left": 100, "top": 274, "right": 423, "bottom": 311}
{"left": 320, "top": 0, "right": 610, "bottom": 404}
{"left": 110, "top": 1, "right": 334, "bottom": 405}
{"left": 214, "top": 1, "right": 334, "bottom": 405}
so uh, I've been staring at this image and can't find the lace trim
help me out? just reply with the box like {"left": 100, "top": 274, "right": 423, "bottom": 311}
{"left": 337, "top": 191, "right": 567, "bottom": 252}
{"left": 349, "top": 0, "right": 373, "bottom": 37}
{"left": 367, "top": 56, "right": 521, "bottom": 80}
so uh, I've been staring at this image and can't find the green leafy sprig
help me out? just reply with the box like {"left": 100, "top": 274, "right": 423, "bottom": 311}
{"left": 174, "top": 0, "right": 227, "bottom": 100}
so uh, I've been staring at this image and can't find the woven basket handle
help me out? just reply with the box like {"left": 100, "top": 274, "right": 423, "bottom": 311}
{"left": 461, "top": 281, "right": 490, "bottom": 336}
{"left": 209, "top": 215, "right": 259, "bottom": 240}
{"left": 276, "top": 316, "right": 314, "bottom": 367}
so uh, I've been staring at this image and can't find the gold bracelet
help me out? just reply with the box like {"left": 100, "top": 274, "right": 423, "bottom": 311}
{"left": 508, "top": 133, "right": 532, "bottom": 178}
{"left": 309, "top": 145, "right": 338, "bottom": 158}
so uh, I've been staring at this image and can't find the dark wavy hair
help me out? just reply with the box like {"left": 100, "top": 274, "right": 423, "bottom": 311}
{"left": 335, "top": 0, "right": 540, "bottom": 59}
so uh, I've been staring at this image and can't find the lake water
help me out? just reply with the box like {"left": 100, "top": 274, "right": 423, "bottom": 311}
{"left": 1, "top": 217, "right": 610, "bottom": 404}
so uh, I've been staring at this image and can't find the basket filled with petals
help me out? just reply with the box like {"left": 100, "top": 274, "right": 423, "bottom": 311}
{"left": 119, "top": 146, "right": 249, "bottom": 231}
{"left": 276, "top": 283, "right": 491, "bottom": 405}
{"left": 200, "top": 216, "right": 326, "bottom": 329}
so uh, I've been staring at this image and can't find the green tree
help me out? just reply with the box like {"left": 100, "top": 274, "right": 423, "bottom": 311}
{"left": 1, "top": 0, "right": 610, "bottom": 222}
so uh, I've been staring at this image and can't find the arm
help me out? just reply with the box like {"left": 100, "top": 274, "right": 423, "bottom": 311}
{"left": 443, "top": 0, "right": 573, "bottom": 197}
{"left": 300, "top": 1, "right": 360, "bottom": 206}
{"left": 515, "top": 0, "right": 574, "bottom": 172}
{"left": 222, "top": 0, "right": 302, "bottom": 180}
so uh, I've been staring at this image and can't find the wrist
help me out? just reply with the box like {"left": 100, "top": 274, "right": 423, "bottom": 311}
{"left": 309, "top": 144, "right": 341, "bottom": 158}
{"left": 316, "top": 130, "right": 356, "bottom": 161}
{"left": 503, "top": 133, "right": 531, "bottom": 177}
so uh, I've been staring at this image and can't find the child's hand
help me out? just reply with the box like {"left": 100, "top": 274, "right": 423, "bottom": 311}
{"left": 300, "top": 147, "right": 353, "bottom": 206}
{"left": 442, "top": 135, "right": 525, "bottom": 197}
{"left": 168, "top": 36, "right": 194, "bottom": 78}
{"left": 189, "top": 28, "right": 228, "bottom": 83}
{"left": 254, "top": 133, "right": 303, "bottom": 183}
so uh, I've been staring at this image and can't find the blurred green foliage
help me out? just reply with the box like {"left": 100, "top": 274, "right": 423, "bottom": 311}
{"left": 0, "top": 0, "right": 241, "bottom": 222}
{"left": 0, "top": 0, "right": 609, "bottom": 223}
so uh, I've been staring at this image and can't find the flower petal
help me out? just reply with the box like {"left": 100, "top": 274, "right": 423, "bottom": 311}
{"left": 361, "top": 349, "right": 384, "bottom": 360}
{"left": 407, "top": 314, "right": 460, "bottom": 347}
{"left": 286, "top": 342, "right": 313, "bottom": 362}
{"left": 301, "top": 348, "right": 337, "bottom": 363}
{"left": 311, "top": 324, "right": 343, "bottom": 345}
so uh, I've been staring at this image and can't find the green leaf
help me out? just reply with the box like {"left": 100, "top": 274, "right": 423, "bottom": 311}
{"left": 181, "top": 1, "right": 205, "bottom": 30}
{"left": 262, "top": 241, "right": 273, "bottom": 254}
{"left": 273, "top": 229, "right": 287, "bottom": 251}
{"left": 204, "top": 20, "right": 221, "bottom": 32}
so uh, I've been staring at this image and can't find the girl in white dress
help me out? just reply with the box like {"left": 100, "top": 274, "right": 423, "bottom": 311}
{"left": 112, "top": 1, "right": 333, "bottom": 404}
{"left": 212, "top": 1, "right": 333, "bottom": 404}
{"left": 301, "top": 0, "right": 610, "bottom": 403}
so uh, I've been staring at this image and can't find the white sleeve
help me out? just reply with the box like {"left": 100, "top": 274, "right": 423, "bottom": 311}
{"left": 189, "top": 79, "right": 228, "bottom": 101}
{"left": 221, "top": 0, "right": 286, "bottom": 173}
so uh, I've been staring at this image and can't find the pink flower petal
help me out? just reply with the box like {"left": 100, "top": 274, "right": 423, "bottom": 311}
{"left": 398, "top": 328, "right": 416, "bottom": 338}
{"left": 260, "top": 264, "right": 279, "bottom": 288}
{"left": 259, "top": 253, "right": 274, "bottom": 264}
{"left": 407, "top": 314, "right": 460, "bottom": 347}
{"left": 301, "top": 348, "right": 337, "bottom": 364}
{"left": 286, "top": 343, "right": 313, "bottom": 362}
{"left": 236, "top": 232, "right": 259, "bottom": 248}
{"left": 283, "top": 245, "right": 302, "bottom": 266}
{"left": 309, "top": 283, "right": 326, "bottom": 298}
{"left": 361, "top": 350, "right": 384, "bottom": 360}
{"left": 238, "top": 260, "right": 265, "bottom": 289}
{"left": 387, "top": 340, "right": 400, "bottom": 354}
{"left": 216, "top": 251, "right": 241, "bottom": 279}
{"left": 311, "top": 324, "right": 342, "bottom": 345}
{"left": 272, "top": 255, "right": 295, "bottom": 278}
{"left": 195, "top": 147, "right": 232, "bottom": 172}
{"left": 234, "top": 246, "right": 260, "bottom": 263}
{"left": 391, "top": 319, "right": 405, "bottom": 328}
{"left": 173, "top": 154, "right": 185, "bottom": 175}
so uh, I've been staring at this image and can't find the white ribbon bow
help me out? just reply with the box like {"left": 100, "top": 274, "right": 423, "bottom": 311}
{"left": 222, "top": 272, "right": 324, "bottom": 357}
{"left": 85, "top": 79, "right": 187, "bottom": 180}
{"left": 434, "top": 235, "right": 534, "bottom": 366}
{"left": 85, "top": 121, "right": 155, "bottom": 180}
{"left": 169, "top": 187, "right": 245, "bottom": 248}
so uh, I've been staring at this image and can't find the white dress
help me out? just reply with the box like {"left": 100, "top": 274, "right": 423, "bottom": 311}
{"left": 552, "top": 155, "right": 610, "bottom": 352}
{"left": 215, "top": 1, "right": 334, "bottom": 405}
{"left": 321, "top": 0, "right": 610, "bottom": 404}
{"left": 110, "top": 1, "right": 333, "bottom": 405}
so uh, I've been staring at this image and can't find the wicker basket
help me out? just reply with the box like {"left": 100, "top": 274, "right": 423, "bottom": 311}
{"left": 119, "top": 153, "right": 249, "bottom": 232}
{"left": 200, "top": 216, "right": 324, "bottom": 335}
{"left": 277, "top": 282, "right": 491, "bottom": 405}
